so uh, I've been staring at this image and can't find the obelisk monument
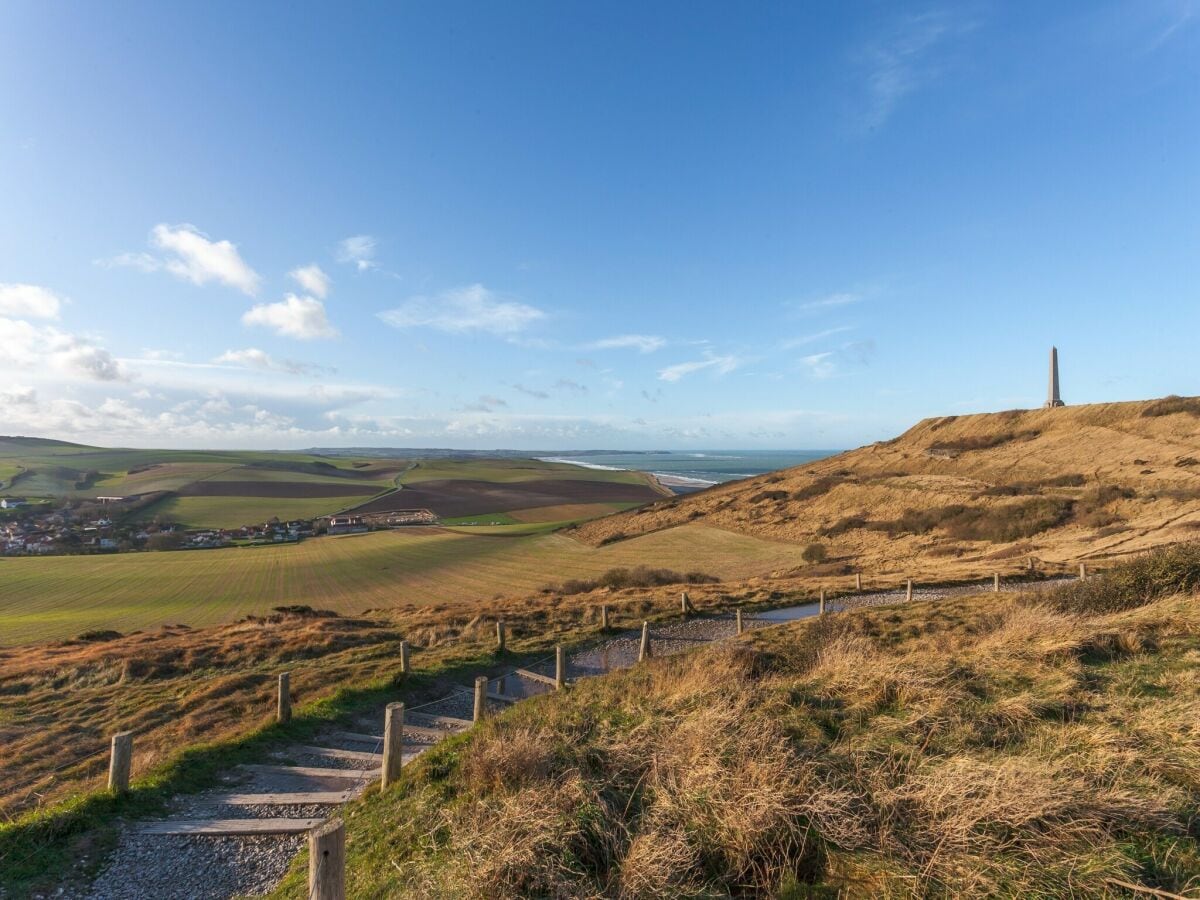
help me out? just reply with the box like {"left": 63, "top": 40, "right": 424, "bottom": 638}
{"left": 1044, "top": 346, "right": 1064, "bottom": 408}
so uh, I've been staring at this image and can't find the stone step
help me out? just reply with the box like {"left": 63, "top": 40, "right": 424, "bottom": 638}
{"left": 137, "top": 817, "right": 325, "bottom": 836}
{"left": 293, "top": 745, "right": 384, "bottom": 763}
{"left": 242, "top": 764, "right": 379, "bottom": 780}
{"left": 208, "top": 791, "right": 356, "bottom": 805}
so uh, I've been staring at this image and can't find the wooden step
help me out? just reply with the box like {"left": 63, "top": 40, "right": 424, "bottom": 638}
{"left": 408, "top": 712, "right": 471, "bottom": 730}
{"left": 209, "top": 791, "right": 355, "bottom": 805}
{"left": 486, "top": 691, "right": 520, "bottom": 704}
{"left": 333, "top": 723, "right": 451, "bottom": 742}
{"left": 514, "top": 668, "right": 557, "bottom": 687}
{"left": 293, "top": 745, "right": 384, "bottom": 762}
{"left": 242, "top": 764, "right": 379, "bottom": 780}
{"left": 138, "top": 817, "right": 324, "bottom": 836}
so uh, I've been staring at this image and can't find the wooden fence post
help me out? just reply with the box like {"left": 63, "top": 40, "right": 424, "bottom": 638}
{"left": 735, "top": 608, "right": 744, "bottom": 635}
{"left": 382, "top": 702, "right": 404, "bottom": 790}
{"left": 473, "top": 676, "right": 488, "bottom": 723}
{"left": 108, "top": 731, "right": 133, "bottom": 794}
{"left": 905, "top": 579, "right": 913, "bottom": 603}
{"left": 819, "top": 589, "right": 826, "bottom": 615}
{"left": 639, "top": 621, "right": 651, "bottom": 662}
{"left": 681, "top": 592, "right": 694, "bottom": 615}
{"left": 309, "top": 817, "right": 345, "bottom": 900}
{"left": 600, "top": 604, "right": 609, "bottom": 630}
{"left": 1079, "top": 562, "right": 1087, "bottom": 581}
{"left": 555, "top": 645, "right": 566, "bottom": 690}
{"left": 855, "top": 572, "right": 862, "bottom": 591}
{"left": 277, "top": 672, "right": 291, "bottom": 724}
{"left": 496, "top": 620, "right": 506, "bottom": 652}
{"left": 399, "top": 640, "right": 410, "bottom": 675}
{"left": 993, "top": 572, "right": 1000, "bottom": 593}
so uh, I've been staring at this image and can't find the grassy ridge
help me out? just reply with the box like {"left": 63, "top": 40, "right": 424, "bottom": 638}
{"left": 274, "top": 549, "right": 1200, "bottom": 898}
{"left": 0, "top": 525, "right": 798, "bottom": 645}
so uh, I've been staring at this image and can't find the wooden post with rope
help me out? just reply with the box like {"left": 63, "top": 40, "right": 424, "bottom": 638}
{"left": 496, "top": 620, "right": 506, "bottom": 652}
{"left": 473, "top": 676, "right": 488, "bottom": 723}
{"left": 277, "top": 672, "right": 291, "bottom": 724}
{"left": 309, "top": 817, "right": 345, "bottom": 900}
{"left": 735, "top": 608, "right": 744, "bottom": 635}
{"left": 555, "top": 645, "right": 566, "bottom": 690}
{"left": 381, "top": 702, "right": 404, "bottom": 790}
{"left": 108, "top": 731, "right": 133, "bottom": 794}
{"left": 399, "top": 640, "right": 410, "bottom": 675}
{"left": 639, "top": 621, "right": 651, "bottom": 661}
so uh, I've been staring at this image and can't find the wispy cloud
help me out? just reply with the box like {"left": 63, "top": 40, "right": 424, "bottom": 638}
{"left": 795, "top": 292, "right": 862, "bottom": 313}
{"left": 378, "top": 284, "right": 545, "bottom": 336}
{"left": 463, "top": 394, "right": 508, "bottom": 412}
{"left": 0, "top": 283, "right": 63, "bottom": 319}
{"left": 214, "top": 348, "right": 334, "bottom": 376}
{"left": 800, "top": 340, "right": 877, "bottom": 379}
{"left": 658, "top": 352, "right": 741, "bottom": 382}
{"left": 554, "top": 378, "right": 588, "bottom": 394}
{"left": 243, "top": 294, "right": 338, "bottom": 340}
{"left": 336, "top": 235, "right": 377, "bottom": 272}
{"left": 0, "top": 316, "right": 127, "bottom": 382}
{"left": 856, "top": 8, "right": 979, "bottom": 130}
{"left": 513, "top": 383, "right": 550, "bottom": 399}
{"left": 782, "top": 326, "right": 854, "bottom": 348}
{"left": 289, "top": 264, "right": 331, "bottom": 299}
{"left": 589, "top": 333, "right": 666, "bottom": 353}
{"left": 100, "top": 224, "right": 261, "bottom": 295}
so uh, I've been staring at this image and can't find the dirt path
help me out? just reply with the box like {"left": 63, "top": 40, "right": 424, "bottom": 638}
{"left": 82, "top": 574, "right": 1056, "bottom": 899}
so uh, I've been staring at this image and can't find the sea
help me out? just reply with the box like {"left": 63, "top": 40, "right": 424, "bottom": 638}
{"left": 536, "top": 450, "right": 837, "bottom": 492}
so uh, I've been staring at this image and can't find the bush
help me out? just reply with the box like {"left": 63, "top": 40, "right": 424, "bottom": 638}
{"left": 927, "top": 429, "right": 1040, "bottom": 453}
{"left": 1142, "top": 395, "right": 1200, "bottom": 418}
{"left": 1048, "top": 542, "right": 1200, "bottom": 614}
{"left": 555, "top": 566, "right": 718, "bottom": 596}
{"left": 749, "top": 490, "right": 789, "bottom": 504}
{"left": 819, "top": 515, "right": 867, "bottom": 538}
{"left": 866, "top": 499, "right": 1074, "bottom": 543}
{"left": 802, "top": 543, "right": 827, "bottom": 564}
{"left": 790, "top": 477, "right": 842, "bottom": 503}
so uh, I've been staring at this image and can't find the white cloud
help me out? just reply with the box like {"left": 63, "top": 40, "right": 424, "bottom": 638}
{"left": 100, "top": 224, "right": 261, "bottom": 295}
{"left": 378, "top": 284, "right": 545, "bottom": 336}
{"left": 657, "top": 352, "right": 741, "bottom": 382}
{"left": 0, "top": 317, "right": 126, "bottom": 382}
{"left": 336, "top": 235, "right": 377, "bottom": 272}
{"left": 0, "top": 283, "right": 63, "bottom": 319}
{"left": 590, "top": 334, "right": 666, "bottom": 353}
{"left": 242, "top": 294, "right": 338, "bottom": 340}
{"left": 796, "top": 292, "right": 861, "bottom": 312}
{"left": 801, "top": 352, "right": 837, "bottom": 379}
{"left": 857, "top": 9, "right": 978, "bottom": 130}
{"left": 214, "top": 348, "right": 333, "bottom": 376}
{"left": 513, "top": 384, "right": 549, "bottom": 399}
{"left": 782, "top": 326, "right": 854, "bottom": 348}
{"left": 289, "top": 264, "right": 331, "bottom": 299}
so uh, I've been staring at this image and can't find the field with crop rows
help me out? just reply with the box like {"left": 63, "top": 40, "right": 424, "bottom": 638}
{"left": 0, "top": 524, "right": 799, "bottom": 645}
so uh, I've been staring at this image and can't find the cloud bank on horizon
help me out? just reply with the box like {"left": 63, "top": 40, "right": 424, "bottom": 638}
{"left": 0, "top": 3, "right": 1196, "bottom": 450}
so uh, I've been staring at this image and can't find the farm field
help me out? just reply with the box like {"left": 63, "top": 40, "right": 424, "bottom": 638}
{"left": 0, "top": 437, "right": 663, "bottom": 529}
{"left": 0, "top": 524, "right": 799, "bottom": 645}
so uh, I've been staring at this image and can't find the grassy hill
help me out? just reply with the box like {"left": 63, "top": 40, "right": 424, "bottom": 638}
{"left": 0, "top": 439, "right": 662, "bottom": 529}
{"left": 0, "top": 524, "right": 796, "bottom": 645}
{"left": 574, "top": 397, "right": 1200, "bottom": 580}
{"left": 267, "top": 546, "right": 1200, "bottom": 898}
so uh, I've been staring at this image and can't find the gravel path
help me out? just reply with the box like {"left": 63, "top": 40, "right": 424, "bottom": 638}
{"left": 82, "top": 572, "right": 1074, "bottom": 898}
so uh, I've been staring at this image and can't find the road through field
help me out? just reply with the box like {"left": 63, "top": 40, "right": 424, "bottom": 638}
{"left": 0, "top": 525, "right": 801, "bottom": 645}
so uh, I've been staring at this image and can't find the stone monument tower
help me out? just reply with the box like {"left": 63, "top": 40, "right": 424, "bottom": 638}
{"left": 1044, "top": 346, "right": 1064, "bottom": 408}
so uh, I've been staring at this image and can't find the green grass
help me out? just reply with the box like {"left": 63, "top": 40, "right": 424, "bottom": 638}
{"left": 0, "top": 525, "right": 798, "bottom": 645}
{"left": 135, "top": 494, "right": 374, "bottom": 529}
{"left": 399, "top": 457, "right": 650, "bottom": 486}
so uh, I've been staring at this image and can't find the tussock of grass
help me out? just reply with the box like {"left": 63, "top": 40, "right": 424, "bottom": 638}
{"left": 554, "top": 565, "right": 717, "bottom": 596}
{"left": 312, "top": 547, "right": 1200, "bottom": 898}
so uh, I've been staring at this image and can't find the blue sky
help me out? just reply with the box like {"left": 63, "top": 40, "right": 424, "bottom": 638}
{"left": 0, "top": 1, "right": 1196, "bottom": 450}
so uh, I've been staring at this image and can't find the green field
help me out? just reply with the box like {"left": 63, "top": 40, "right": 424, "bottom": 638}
{"left": 0, "top": 438, "right": 658, "bottom": 529}
{"left": 0, "top": 524, "right": 799, "bottom": 645}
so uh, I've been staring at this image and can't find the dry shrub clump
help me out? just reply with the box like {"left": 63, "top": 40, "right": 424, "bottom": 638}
{"left": 554, "top": 565, "right": 717, "bottom": 596}
{"left": 1050, "top": 541, "right": 1200, "bottom": 614}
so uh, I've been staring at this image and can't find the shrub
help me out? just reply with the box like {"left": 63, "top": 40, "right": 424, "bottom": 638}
{"left": 866, "top": 499, "right": 1074, "bottom": 543}
{"left": 802, "top": 543, "right": 827, "bottom": 564}
{"left": 554, "top": 566, "right": 717, "bottom": 596}
{"left": 819, "top": 515, "right": 867, "bottom": 538}
{"left": 927, "top": 429, "right": 1040, "bottom": 453}
{"left": 749, "top": 490, "right": 789, "bottom": 504}
{"left": 1048, "top": 542, "right": 1200, "bottom": 614}
{"left": 1142, "top": 395, "right": 1200, "bottom": 418}
{"left": 790, "top": 477, "right": 842, "bottom": 503}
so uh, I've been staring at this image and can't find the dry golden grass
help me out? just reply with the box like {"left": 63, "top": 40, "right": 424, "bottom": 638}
{"left": 311, "top": 567, "right": 1200, "bottom": 899}
{"left": 572, "top": 397, "right": 1200, "bottom": 588}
